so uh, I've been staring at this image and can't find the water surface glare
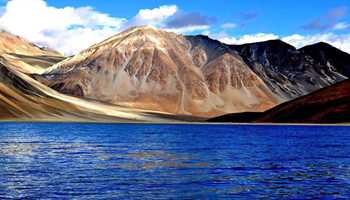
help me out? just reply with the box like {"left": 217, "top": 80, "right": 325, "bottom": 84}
{"left": 0, "top": 123, "right": 350, "bottom": 199}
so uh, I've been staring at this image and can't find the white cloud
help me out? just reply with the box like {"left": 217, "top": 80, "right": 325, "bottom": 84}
{"left": 165, "top": 25, "right": 210, "bottom": 34}
{"left": 221, "top": 23, "right": 237, "bottom": 29}
{"left": 218, "top": 32, "right": 279, "bottom": 44}
{"left": 130, "top": 5, "right": 178, "bottom": 27}
{"left": 214, "top": 31, "right": 350, "bottom": 54}
{"left": 1, "top": 0, "right": 349, "bottom": 56}
{"left": 282, "top": 33, "right": 350, "bottom": 53}
{"left": 0, "top": 1, "right": 184, "bottom": 55}
{"left": 0, "top": 1, "right": 213, "bottom": 54}
{"left": 128, "top": 5, "right": 209, "bottom": 34}
{"left": 0, "top": 0, "right": 126, "bottom": 55}
{"left": 333, "top": 22, "right": 350, "bottom": 30}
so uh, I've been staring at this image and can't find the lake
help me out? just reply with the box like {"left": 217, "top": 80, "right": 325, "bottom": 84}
{"left": 0, "top": 123, "right": 349, "bottom": 199}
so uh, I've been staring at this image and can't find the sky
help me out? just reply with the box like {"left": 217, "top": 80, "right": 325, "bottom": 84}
{"left": 0, "top": 0, "right": 349, "bottom": 55}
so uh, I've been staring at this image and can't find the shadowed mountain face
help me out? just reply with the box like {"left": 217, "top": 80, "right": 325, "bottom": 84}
{"left": 209, "top": 80, "right": 350, "bottom": 124}
{"left": 300, "top": 42, "right": 350, "bottom": 77}
{"left": 36, "top": 26, "right": 280, "bottom": 117}
{"left": 257, "top": 79, "right": 350, "bottom": 123}
{"left": 230, "top": 40, "right": 348, "bottom": 100}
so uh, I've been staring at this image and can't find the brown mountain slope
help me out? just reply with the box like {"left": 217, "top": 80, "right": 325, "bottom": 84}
{"left": 0, "top": 30, "right": 188, "bottom": 122}
{"left": 0, "top": 57, "right": 186, "bottom": 122}
{"left": 36, "top": 26, "right": 280, "bottom": 117}
{"left": 209, "top": 79, "right": 350, "bottom": 124}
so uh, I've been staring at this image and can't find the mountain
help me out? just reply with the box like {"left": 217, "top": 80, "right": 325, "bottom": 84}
{"left": 3, "top": 26, "right": 349, "bottom": 121}
{"left": 0, "top": 31, "right": 185, "bottom": 122}
{"left": 36, "top": 26, "right": 280, "bottom": 117}
{"left": 230, "top": 40, "right": 347, "bottom": 100}
{"left": 36, "top": 27, "right": 350, "bottom": 117}
{"left": 209, "top": 79, "right": 350, "bottom": 124}
{"left": 35, "top": 26, "right": 350, "bottom": 117}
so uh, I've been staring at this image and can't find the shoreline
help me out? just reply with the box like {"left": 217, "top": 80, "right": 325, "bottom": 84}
{"left": 0, "top": 119, "right": 349, "bottom": 127}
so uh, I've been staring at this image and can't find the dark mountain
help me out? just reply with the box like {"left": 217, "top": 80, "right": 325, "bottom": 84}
{"left": 230, "top": 40, "right": 348, "bottom": 100}
{"left": 300, "top": 42, "right": 350, "bottom": 77}
{"left": 209, "top": 79, "right": 350, "bottom": 124}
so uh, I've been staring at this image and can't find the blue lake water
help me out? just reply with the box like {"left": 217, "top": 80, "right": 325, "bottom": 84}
{"left": 0, "top": 123, "right": 350, "bottom": 199}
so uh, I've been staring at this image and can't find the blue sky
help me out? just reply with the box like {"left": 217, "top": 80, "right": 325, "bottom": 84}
{"left": 45, "top": 0, "right": 350, "bottom": 35}
{"left": 1, "top": 0, "right": 349, "bottom": 54}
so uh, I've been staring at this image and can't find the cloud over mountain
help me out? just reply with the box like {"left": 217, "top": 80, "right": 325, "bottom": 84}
{"left": 0, "top": 0, "right": 126, "bottom": 55}
{"left": 0, "top": 0, "right": 349, "bottom": 55}
{"left": 128, "top": 5, "right": 178, "bottom": 27}
{"left": 0, "top": 1, "right": 214, "bottom": 55}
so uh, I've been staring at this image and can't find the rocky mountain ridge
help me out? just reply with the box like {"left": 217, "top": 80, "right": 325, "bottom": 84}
{"left": 0, "top": 26, "right": 349, "bottom": 122}
{"left": 36, "top": 26, "right": 349, "bottom": 117}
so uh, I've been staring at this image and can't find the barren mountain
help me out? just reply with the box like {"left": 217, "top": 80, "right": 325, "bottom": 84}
{"left": 0, "top": 26, "right": 349, "bottom": 122}
{"left": 37, "top": 26, "right": 280, "bottom": 117}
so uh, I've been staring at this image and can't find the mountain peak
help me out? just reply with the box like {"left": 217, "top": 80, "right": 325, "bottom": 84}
{"left": 300, "top": 42, "right": 340, "bottom": 52}
{"left": 121, "top": 25, "right": 161, "bottom": 35}
{"left": 85, "top": 25, "right": 176, "bottom": 52}
{"left": 250, "top": 39, "right": 296, "bottom": 49}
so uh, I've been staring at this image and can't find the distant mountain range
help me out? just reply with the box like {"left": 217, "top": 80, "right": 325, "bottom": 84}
{"left": 0, "top": 26, "right": 349, "bottom": 123}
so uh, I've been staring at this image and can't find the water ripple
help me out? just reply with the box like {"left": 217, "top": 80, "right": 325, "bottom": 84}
{"left": 0, "top": 123, "right": 349, "bottom": 199}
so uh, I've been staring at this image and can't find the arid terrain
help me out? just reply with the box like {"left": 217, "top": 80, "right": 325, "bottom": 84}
{"left": 0, "top": 26, "right": 349, "bottom": 123}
